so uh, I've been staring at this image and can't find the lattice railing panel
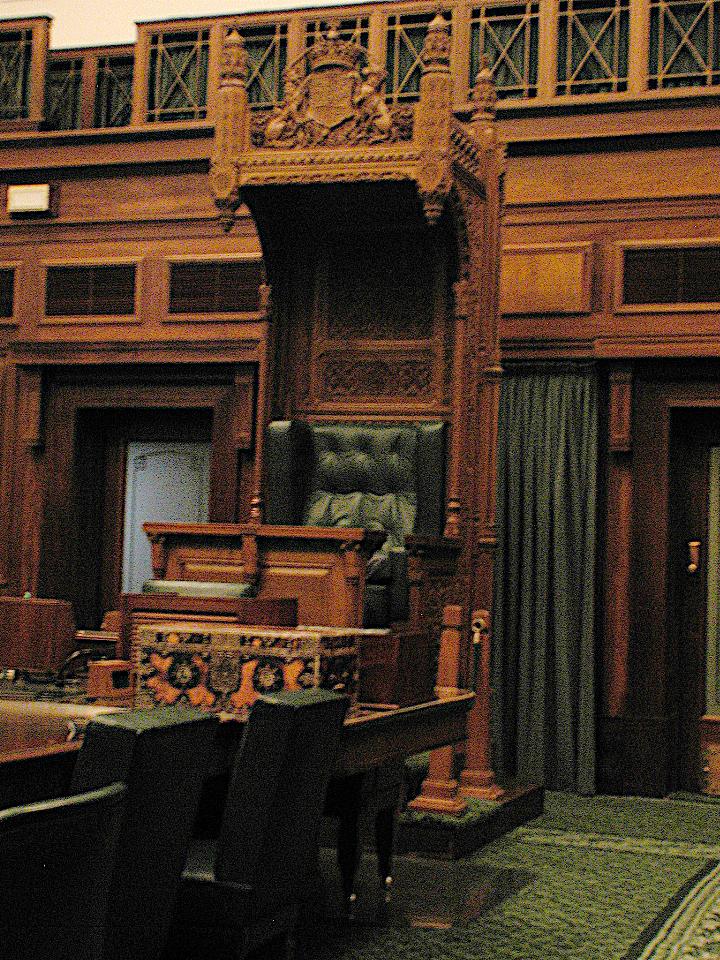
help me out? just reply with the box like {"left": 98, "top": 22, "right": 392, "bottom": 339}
{"left": 44, "top": 58, "right": 82, "bottom": 130}
{"left": 147, "top": 29, "right": 210, "bottom": 122}
{"left": 557, "top": 0, "right": 630, "bottom": 94}
{"left": 243, "top": 23, "right": 288, "bottom": 107}
{"left": 0, "top": 29, "right": 32, "bottom": 119}
{"left": 386, "top": 11, "right": 449, "bottom": 101}
{"left": 305, "top": 16, "right": 370, "bottom": 51}
{"left": 471, "top": 2, "right": 539, "bottom": 99}
{"left": 95, "top": 55, "right": 133, "bottom": 127}
{"left": 649, "top": 0, "right": 720, "bottom": 88}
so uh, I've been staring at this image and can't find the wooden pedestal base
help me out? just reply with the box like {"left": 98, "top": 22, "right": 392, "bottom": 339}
{"left": 459, "top": 768, "right": 504, "bottom": 801}
{"left": 407, "top": 774, "right": 468, "bottom": 815}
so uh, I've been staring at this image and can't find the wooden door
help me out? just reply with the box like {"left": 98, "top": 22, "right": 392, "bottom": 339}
{"left": 669, "top": 409, "right": 720, "bottom": 792}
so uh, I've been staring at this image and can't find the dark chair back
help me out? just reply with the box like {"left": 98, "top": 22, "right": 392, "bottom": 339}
{"left": 265, "top": 419, "right": 446, "bottom": 538}
{"left": 265, "top": 419, "right": 446, "bottom": 624}
{"left": 216, "top": 689, "right": 349, "bottom": 917}
{"left": 0, "top": 782, "right": 126, "bottom": 960}
{"left": 71, "top": 707, "right": 218, "bottom": 960}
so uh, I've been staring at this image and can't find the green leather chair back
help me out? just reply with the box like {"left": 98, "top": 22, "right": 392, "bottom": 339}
{"left": 0, "top": 782, "right": 126, "bottom": 960}
{"left": 71, "top": 708, "right": 218, "bottom": 960}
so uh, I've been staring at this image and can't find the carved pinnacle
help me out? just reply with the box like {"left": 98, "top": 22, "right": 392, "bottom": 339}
{"left": 421, "top": 9, "right": 451, "bottom": 71}
{"left": 221, "top": 27, "right": 249, "bottom": 84}
{"left": 471, "top": 55, "right": 496, "bottom": 123}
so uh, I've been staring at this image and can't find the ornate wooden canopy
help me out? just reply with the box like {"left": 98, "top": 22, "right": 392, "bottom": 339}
{"left": 207, "top": 13, "right": 505, "bottom": 803}
{"left": 210, "top": 13, "right": 503, "bottom": 230}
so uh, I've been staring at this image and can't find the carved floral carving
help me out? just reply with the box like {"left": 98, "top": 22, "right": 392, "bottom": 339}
{"left": 319, "top": 354, "right": 434, "bottom": 400}
{"left": 256, "top": 23, "right": 412, "bottom": 149}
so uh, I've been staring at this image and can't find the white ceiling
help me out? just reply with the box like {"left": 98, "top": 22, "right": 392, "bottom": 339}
{"left": 0, "top": 0, "right": 354, "bottom": 49}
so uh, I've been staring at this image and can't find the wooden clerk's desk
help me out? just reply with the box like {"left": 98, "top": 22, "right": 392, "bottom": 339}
{"left": 143, "top": 522, "right": 386, "bottom": 630}
{"left": 0, "top": 689, "right": 473, "bottom": 901}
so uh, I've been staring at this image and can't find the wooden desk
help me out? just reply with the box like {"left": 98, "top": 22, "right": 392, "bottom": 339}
{"left": 0, "top": 690, "right": 473, "bottom": 903}
{"left": 143, "top": 522, "right": 385, "bottom": 628}
{"left": 0, "top": 700, "right": 118, "bottom": 807}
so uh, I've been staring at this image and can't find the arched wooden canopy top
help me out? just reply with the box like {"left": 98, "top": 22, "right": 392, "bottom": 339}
{"left": 208, "top": 10, "right": 505, "bottom": 564}
{"left": 209, "top": 13, "right": 504, "bottom": 233}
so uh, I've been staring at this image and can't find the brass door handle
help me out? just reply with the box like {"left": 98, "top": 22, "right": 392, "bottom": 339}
{"left": 688, "top": 540, "right": 701, "bottom": 574}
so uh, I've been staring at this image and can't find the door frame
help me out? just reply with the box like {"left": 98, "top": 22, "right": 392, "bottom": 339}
{"left": 36, "top": 363, "right": 256, "bottom": 627}
{"left": 628, "top": 363, "right": 720, "bottom": 795}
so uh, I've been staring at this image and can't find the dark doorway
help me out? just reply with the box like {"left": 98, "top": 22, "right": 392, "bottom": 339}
{"left": 74, "top": 408, "right": 213, "bottom": 628}
{"left": 38, "top": 365, "right": 256, "bottom": 628}
{"left": 668, "top": 408, "right": 720, "bottom": 791}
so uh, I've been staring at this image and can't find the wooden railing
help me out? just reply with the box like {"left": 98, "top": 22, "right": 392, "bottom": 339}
{"left": 0, "top": 1, "right": 719, "bottom": 134}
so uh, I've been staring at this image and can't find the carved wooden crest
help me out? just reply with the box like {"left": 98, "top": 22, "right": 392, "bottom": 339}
{"left": 258, "top": 22, "right": 409, "bottom": 149}
{"left": 307, "top": 67, "right": 355, "bottom": 129}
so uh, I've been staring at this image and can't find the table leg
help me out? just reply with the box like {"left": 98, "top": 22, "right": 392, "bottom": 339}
{"left": 334, "top": 773, "right": 364, "bottom": 918}
{"left": 374, "top": 804, "right": 395, "bottom": 908}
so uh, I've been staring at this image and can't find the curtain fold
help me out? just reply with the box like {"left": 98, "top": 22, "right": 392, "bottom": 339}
{"left": 491, "top": 365, "right": 598, "bottom": 794}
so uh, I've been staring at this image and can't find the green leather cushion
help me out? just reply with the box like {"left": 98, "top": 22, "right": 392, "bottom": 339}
{"left": 142, "top": 580, "right": 255, "bottom": 599}
{"left": 303, "top": 425, "right": 419, "bottom": 551}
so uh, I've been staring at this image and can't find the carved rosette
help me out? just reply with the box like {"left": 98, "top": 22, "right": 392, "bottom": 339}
{"left": 415, "top": 12, "right": 453, "bottom": 225}
{"left": 211, "top": 27, "right": 251, "bottom": 230}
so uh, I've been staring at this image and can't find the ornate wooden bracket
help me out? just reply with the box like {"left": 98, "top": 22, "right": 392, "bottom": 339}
{"left": 609, "top": 365, "right": 633, "bottom": 453}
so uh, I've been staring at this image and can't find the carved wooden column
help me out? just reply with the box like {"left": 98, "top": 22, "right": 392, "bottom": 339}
{"left": 250, "top": 283, "right": 272, "bottom": 524}
{"left": 458, "top": 59, "right": 506, "bottom": 799}
{"left": 210, "top": 26, "right": 250, "bottom": 231}
{"left": 407, "top": 605, "right": 468, "bottom": 815}
{"left": 416, "top": 12, "right": 453, "bottom": 226}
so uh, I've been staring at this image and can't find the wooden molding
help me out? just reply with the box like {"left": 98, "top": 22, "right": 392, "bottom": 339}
{"left": 609, "top": 365, "right": 633, "bottom": 453}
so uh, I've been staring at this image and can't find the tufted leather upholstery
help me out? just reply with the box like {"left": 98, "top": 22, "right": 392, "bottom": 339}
{"left": 265, "top": 420, "right": 446, "bottom": 624}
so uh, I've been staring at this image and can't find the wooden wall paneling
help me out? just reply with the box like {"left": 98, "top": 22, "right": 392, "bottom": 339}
{"left": 0, "top": 358, "right": 11, "bottom": 588}
{"left": 603, "top": 459, "right": 633, "bottom": 720}
{"left": 13, "top": 367, "right": 46, "bottom": 596}
{"left": 625, "top": 371, "right": 690, "bottom": 795}
{"left": 500, "top": 242, "right": 593, "bottom": 316}
{"left": 505, "top": 146, "right": 720, "bottom": 209}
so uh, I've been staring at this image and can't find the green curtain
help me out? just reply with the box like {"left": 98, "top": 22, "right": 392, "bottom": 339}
{"left": 491, "top": 364, "right": 598, "bottom": 794}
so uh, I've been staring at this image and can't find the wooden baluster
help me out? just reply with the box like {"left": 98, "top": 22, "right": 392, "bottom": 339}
{"left": 407, "top": 605, "right": 468, "bottom": 815}
{"left": 459, "top": 609, "right": 504, "bottom": 799}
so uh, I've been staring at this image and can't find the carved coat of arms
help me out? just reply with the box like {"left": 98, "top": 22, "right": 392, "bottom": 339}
{"left": 258, "top": 23, "right": 412, "bottom": 149}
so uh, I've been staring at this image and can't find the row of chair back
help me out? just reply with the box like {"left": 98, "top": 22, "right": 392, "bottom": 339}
{"left": 0, "top": 689, "right": 349, "bottom": 960}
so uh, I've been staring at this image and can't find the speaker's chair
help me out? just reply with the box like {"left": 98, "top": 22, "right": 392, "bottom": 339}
{"left": 265, "top": 420, "right": 446, "bottom": 626}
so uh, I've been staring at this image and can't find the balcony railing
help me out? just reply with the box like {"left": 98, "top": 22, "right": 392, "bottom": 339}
{"left": 0, "top": 0, "right": 718, "bottom": 133}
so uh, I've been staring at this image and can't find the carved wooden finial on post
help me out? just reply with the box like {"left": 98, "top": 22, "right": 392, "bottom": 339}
{"left": 416, "top": 9, "right": 453, "bottom": 225}
{"left": 210, "top": 26, "right": 250, "bottom": 231}
{"left": 470, "top": 54, "right": 496, "bottom": 125}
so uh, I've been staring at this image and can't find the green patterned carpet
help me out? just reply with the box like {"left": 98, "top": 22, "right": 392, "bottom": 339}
{"left": 306, "top": 793, "right": 720, "bottom": 960}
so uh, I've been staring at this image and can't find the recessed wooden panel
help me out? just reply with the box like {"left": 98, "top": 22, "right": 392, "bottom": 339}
{"left": 500, "top": 243, "right": 592, "bottom": 315}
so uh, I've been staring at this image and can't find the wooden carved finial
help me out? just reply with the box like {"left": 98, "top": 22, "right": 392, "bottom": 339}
{"left": 210, "top": 26, "right": 251, "bottom": 231}
{"left": 421, "top": 9, "right": 452, "bottom": 72}
{"left": 416, "top": 8, "right": 452, "bottom": 225}
{"left": 221, "top": 27, "right": 249, "bottom": 84}
{"left": 471, "top": 54, "right": 496, "bottom": 123}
